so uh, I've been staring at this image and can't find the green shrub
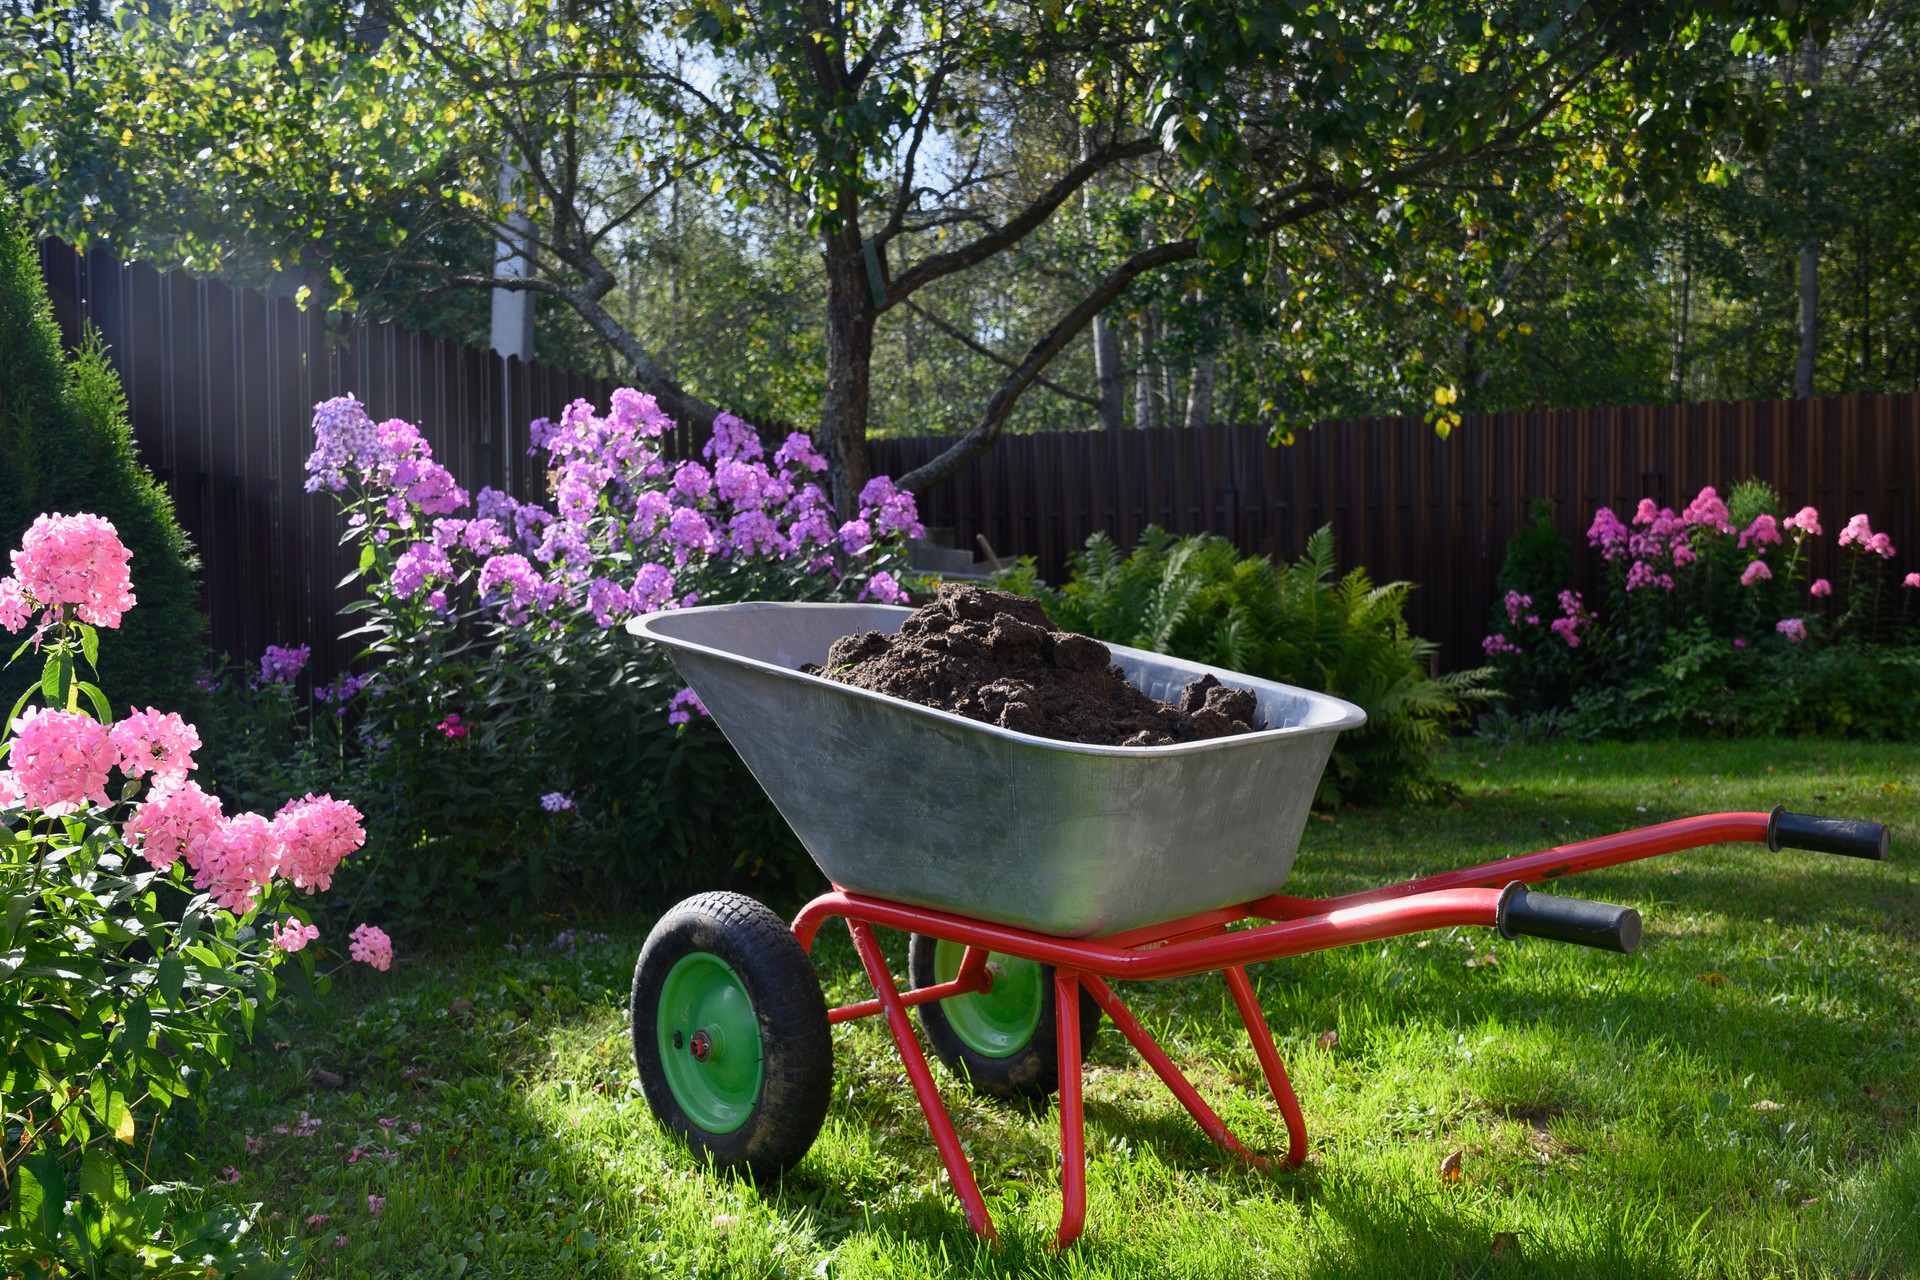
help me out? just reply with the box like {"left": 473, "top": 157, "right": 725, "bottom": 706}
{"left": 998, "top": 526, "right": 1491, "bottom": 805}
{"left": 0, "top": 192, "right": 205, "bottom": 715}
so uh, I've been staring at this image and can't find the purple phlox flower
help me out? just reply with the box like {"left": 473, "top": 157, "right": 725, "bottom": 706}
{"left": 477, "top": 553, "right": 557, "bottom": 623}
{"left": 403, "top": 460, "right": 468, "bottom": 516}
{"left": 666, "top": 507, "right": 716, "bottom": 564}
{"left": 1587, "top": 508, "right": 1629, "bottom": 559}
{"left": 258, "top": 644, "right": 310, "bottom": 685}
{"left": 431, "top": 518, "right": 468, "bottom": 550}
{"left": 1681, "top": 486, "right": 1732, "bottom": 533}
{"left": 670, "top": 461, "right": 714, "bottom": 504}
{"left": 372, "top": 419, "right": 429, "bottom": 483}
{"left": 859, "top": 571, "right": 908, "bottom": 605}
{"left": 1739, "top": 514, "right": 1781, "bottom": 549}
{"left": 586, "top": 577, "right": 632, "bottom": 628}
{"left": 1776, "top": 617, "right": 1808, "bottom": 644}
{"left": 632, "top": 490, "right": 672, "bottom": 535}
{"left": 630, "top": 563, "right": 676, "bottom": 613}
{"left": 540, "top": 791, "right": 575, "bottom": 813}
{"left": 702, "top": 411, "right": 764, "bottom": 463}
{"left": 610, "top": 387, "right": 673, "bottom": 439}
{"left": 1624, "top": 560, "right": 1676, "bottom": 593}
{"left": 461, "top": 518, "right": 509, "bottom": 555}
{"left": 1632, "top": 498, "right": 1661, "bottom": 526}
{"left": 775, "top": 431, "right": 827, "bottom": 473}
{"left": 428, "top": 589, "right": 449, "bottom": 614}
{"left": 317, "top": 672, "right": 374, "bottom": 706}
{"left": 1740, "top": 559, "right": 1772, "bottom": 586}
{"left": 475, "top": 487, "right": 517, "bottom": 524}
{"left": 860, "top": 476, "right": 925, "bottom": 538}
{"left": 1482, "top": 633, "right": 1521, "bottom": 656}
{"left": 1733, "top": 636, "right": 1749, "bottom": 648}
{"left": 785, "top": 505, "right": 836, "bottom": 554}
{"left": 305, "top": 396, "right": 379, "bottom": 492}
{"left": 838, "top": 518, "right": 873, "bottom": 556}
{"left": 668, "top": 686, "right": 708, "bottom": 726}
{"left": 554, "top": 460, "right": 610, "bottom": 522}
{"left": 1549, "top": 617, "right": 1583, "bottom": 648}
{"left": 535, "top": 519, "right": 591, "bottom": 568}
{"left": 391, "top": 541, "right": 453, "bottom": 600}
{"left": 1502, "top": 590, "right": 1531, "bottom": 626}
{"left": 714, "top": 458, "right": 772, "bottom": 508}
{"left": 727, "top": 509, "right": 786, "bottom": 558}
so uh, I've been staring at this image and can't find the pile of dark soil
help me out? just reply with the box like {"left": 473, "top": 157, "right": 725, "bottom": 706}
{"left": 806, "top": 584, "right": 1262, "bottom": 746}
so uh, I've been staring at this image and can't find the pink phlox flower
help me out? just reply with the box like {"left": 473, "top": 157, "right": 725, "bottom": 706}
{"left": 1623, "top": 560, "right": 1675, "bottom": 593}
{"left": 196, "top": 812, "right": 281, "bottom": 913}
{"left": 270, "top": 919, "right": 320, "bottom": 953}
{"left": 460, "top": 518, "right": 509, "bottom": 555}
{"left": 258, "top": 644, "right": 310, "bottom": 685}
{"left": 378, "top": 1117, "right": 397, "bottom": 1129}
{"left": 1672, "top": 543, "right": 1697, "bottom": 567}
{"left": 586, "top": 577, "right": 631, "bottom": 628}
{"left": 1740, "top": 559, "right": 1773, "bottom": 586}
{"left": 629, "top": 563, "right": 676, "bottom": 614}
{"left": 1482, "top": 633, "right": 1521, "bottom": 656}
{"left": 368, "top": 1195, "right": 386, "bottom": 1217}
{"left": 305, "top": 396, "right": 379, "bottom": 491}
{"left": 346, "top": 1147, "right": 365, "bottom": 1165}
{"left": 1869, "top": 532, "right": 1896, "bottom": 559}
{"left": 245, "top": 1135, "right": 266, "bottom": 1154}
{"left": 371, "top": 419, "right": 429, "bottom": 483}
{"left": 774, "top": 431, "right": 827, "bottom": 473}
{"left": 437, "top": 714, "right": 468, "bottom": 740}
{"left": 669, "top": 461, "right": 714, "bottom": 504}
{"left": 8, "top": 512, "right": 137, "bottom": 627}
{"left": 390, "top": 541, "right": 452, "bottom": 600}
{"left": 1502, "top": 590, "right": 1531, "bottom": 626}
{"left": 1632, "top": 498, "right": 1661, "bottom": 526}
{"left": 667, "top": 687, "right": 708, "bottom": 726}
{"left": 1738, "top": 514, "right": 1781, "bottom": 549}
{"left": 1733, "top": 637, "right": 1749, "bottom": 648}
{"left": 305, "top": 1214, "right": 331, "bottom": 1228}
{"left": 124, "top": 778, "right": 225, "bottom": 872}
{"left": 272, "top": 793, "right": 365, "bottom": 893}
{"left": 702, "top": 411, "right": 764, "bottom": 463}
{"left": 220, "top": 1167, "right": 241, "bottom": 1185}
{"left": 0, "top": 770, "right": 22, "bottom": 808}
{"left": 349, "top": 924, "right": 394, "bottom": 971}
{"left": 1839, "top": 514, "right": 1874, "bottom": 548}
{"left": 0, "top": 576, "right": 30, "bottom": 632}
{"left": 1776, "top": 617, "right": 1808, "bottom": 644}
{"left": 665, "top": 507, "right": 716, "bottom": 564}
{"left": 1682, "top": 486, "right": 1733, "bottom": 532}
{"left": 110, "top": 708, "right": 200, "bottom": 782}
{"left": 9, "top": 708, "right": 117, "bottom": 814}
{"left": 1810, "top": 578, "right": 1832, "bottom": 598}
{"left": 1587, "top": 508, "right": 1629, "bottom": 559}
{"left": 1783, "top": 506, "right": 1823, "bottom": 537}
{"left": 1905, "top": 572, "right": 1920, "bottom": 589}
{"left": 859, "top": 571, "right": 908, "bottom": 605}
{"left": 403, "top": 460, "right": 468, "bottom": 516}
{"left": 477, "top": 553, "right": 557, "bottom": 622}
{"left": 1549, "top": 617, "right": 1583, "bottom": 648}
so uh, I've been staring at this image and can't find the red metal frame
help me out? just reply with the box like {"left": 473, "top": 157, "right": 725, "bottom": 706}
{"left": 792, "top": 811, "right": 1778, "bottom": 1248}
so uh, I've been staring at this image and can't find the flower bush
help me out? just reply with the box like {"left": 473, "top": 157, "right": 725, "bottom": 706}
{"left": 263, "top": 390, "right": 920, "bottom": 915}
{"left": 0, "top": 513, "right": 385, "bottom": 1276}
{"left": 1483, "top": 480, "right": 1920, "bottom": 737}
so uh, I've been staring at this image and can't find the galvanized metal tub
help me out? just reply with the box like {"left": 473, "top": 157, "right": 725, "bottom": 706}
{"left": 629, "top": 602, "right": 1366, "bottom": 937}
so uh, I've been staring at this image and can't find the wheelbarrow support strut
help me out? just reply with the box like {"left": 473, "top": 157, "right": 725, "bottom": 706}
{"left": 791, "top": 809, "right": 1887, "bottom": 1249}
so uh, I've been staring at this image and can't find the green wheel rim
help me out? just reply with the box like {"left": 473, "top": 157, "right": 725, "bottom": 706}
{"left": 932, "top": 940, "right": 1044, "bottom": 1059}
{"left": 656, "top": 952, "right": 763, "bottom": 1134}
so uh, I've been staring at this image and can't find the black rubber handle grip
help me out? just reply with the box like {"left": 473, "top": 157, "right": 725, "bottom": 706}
{"left": 1767, "top": 807, "right": 1889, "bottom": 861}
{"left": 1496, "top": 882, "right": 1642, "bottom": 954}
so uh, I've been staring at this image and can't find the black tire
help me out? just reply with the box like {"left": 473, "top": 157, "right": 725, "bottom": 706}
{"left": 632, "top": 892, "right": 832, "bottom": 1180}
{"left": 907, "top": 933, "right": 1102, "bottom": 1100}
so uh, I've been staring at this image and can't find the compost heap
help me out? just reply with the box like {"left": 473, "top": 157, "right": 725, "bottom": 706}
{"left": 807, "top": 584, "right": 1262, "bottom": 746}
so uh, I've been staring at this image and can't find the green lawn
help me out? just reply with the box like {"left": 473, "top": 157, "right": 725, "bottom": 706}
{"left": 170, "top": 739, "right": 1919, "bottom": 1278}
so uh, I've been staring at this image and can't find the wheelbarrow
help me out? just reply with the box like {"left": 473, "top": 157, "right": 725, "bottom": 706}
{"left": 625, "top": 602, "right": 1891, "bottom": 1248}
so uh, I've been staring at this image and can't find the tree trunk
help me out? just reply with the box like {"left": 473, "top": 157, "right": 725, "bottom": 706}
{"left": 1796, "top": 244, "right": 1819, "bottom": 399}
{"left": 1134, "top": 310, "right": 1160, "bottom": 429}
{"left": 820, "top": 224, "right": 877, "bottom": 517}
{"left": 1183, "top": 357, "right": 1214, "bottom": 428}
{"left": 1093, "top": 315, "right": 1124, "bottom": 429}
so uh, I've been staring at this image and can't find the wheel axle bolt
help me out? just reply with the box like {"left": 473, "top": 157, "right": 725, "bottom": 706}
{"left": 689, "top": 1028, "right": 713, "bottom": 1062}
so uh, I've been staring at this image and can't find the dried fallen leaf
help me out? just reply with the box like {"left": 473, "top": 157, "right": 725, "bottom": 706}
{"left": 449, "top": 997, "right": 473, "bottom": 1014}
{"left": 312, "top": 1067, "right": 344, "bottom": 1088}
{"left": 1697, "top": 972, "right": 1729, "bottom": 987}
{"left": 1751, "top": 1099, "right": 1786, "bottom": 1113}
{"left": 1439, "top": 1148, "right": 1464, "bottom": 1183}
{"left": 1316, "top": 1029, "right": 1339, "bottom": 1051}
{"left": 1492, "top": 1231, "right": 1520, "bottom": 1261}
{"left": 1465, "top": 953, "right": 1499, "bottom": 970}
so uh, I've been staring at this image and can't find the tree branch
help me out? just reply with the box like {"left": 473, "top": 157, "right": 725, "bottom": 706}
{"left": 902, "top": 299, "right": 1100, "bottom": 408}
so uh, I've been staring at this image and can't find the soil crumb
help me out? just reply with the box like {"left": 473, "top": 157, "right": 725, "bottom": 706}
{"left": 805, "top": 584, "right": 1261, "bottom": 746}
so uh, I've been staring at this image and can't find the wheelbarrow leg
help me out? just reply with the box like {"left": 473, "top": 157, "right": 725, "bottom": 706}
{"left": 1224, "top": 966, "right": 1308, "bottom": 1167}
{"left": 844, "top": 920, "right": 998, "bottom": 1242}
{"left": 1053, "top": 969, "right": 1088, "bottom": 1250}
{"left": 1078, "top": 974, "right": 1268, "bottom": 1169}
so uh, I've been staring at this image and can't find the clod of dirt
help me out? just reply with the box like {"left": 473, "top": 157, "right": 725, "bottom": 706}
{"left": 805, "top": 584, "right": 1262, "bottom": 746}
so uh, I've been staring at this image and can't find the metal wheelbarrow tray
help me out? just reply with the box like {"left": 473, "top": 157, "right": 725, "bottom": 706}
{"left": 625, "top": 601, "right": 1892, "bottom": 1249}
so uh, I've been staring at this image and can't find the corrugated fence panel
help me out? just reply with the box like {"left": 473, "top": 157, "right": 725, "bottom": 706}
{"left": 38, "top": 238, "right": 619, "bottom": 681}
{"left": 874, "top": 393, "right": 1920, "bottom": 671}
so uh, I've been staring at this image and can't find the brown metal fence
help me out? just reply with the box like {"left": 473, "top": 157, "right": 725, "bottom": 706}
{"left": 873, "top": 395, "right": 1920, "bottom": 670}
{"left": 35, "top": 238, "right": 657, "bottom": 681}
